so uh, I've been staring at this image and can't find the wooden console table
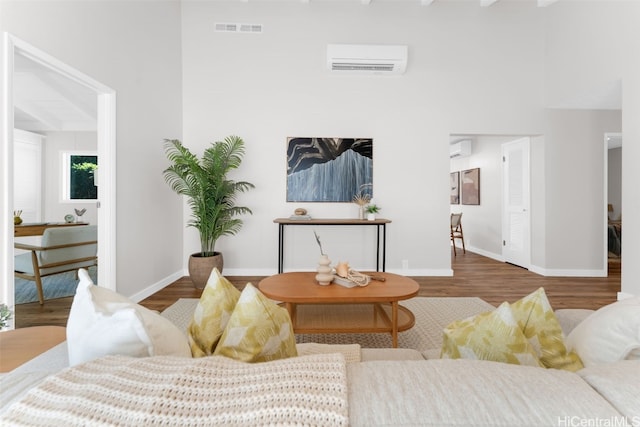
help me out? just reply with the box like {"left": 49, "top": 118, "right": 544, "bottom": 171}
{"left": 273, "top": 218, "right": 391, "bottom": 273}
{"left": 15, "top": 222, "right": 89, "bottom": 237}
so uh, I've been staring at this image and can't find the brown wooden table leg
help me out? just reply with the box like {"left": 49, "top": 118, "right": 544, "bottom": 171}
{"left": 285, "top": 302, "right": 297, "bottom": 327}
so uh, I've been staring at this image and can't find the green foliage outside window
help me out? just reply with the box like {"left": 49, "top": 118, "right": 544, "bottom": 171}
{"left": 70, "top": 155, "right": 98, "bottom": 200}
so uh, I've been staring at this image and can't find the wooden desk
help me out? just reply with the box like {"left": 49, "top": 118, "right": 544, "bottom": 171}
{"left": 14, "top": 222, "right": 88, "bottom": 237}
{"left": 274, "top": 218, "right": 391, "bottom": 273}
{"left": 0, "top": 326, "right": 66, "bottom": 372}
{"left": 258, "top": 272, "right": 418, "bottom": 347}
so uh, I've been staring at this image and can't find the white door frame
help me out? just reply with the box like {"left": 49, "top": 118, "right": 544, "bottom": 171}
{"left": 1, "top": 33, "right": 117, "bottom": 321}
{"left": 603, "top": 132, "right": 622, "bottom": 272}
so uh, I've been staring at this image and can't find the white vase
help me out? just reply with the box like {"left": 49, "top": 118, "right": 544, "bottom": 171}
{"left": 358, "top": 205, "right": 365, "bottom": 220}
{"left": 367, "top": 213, "right": 376, "bottom": 221}
{"left": 315, "top": 254, "right": 334, "bottom": 285}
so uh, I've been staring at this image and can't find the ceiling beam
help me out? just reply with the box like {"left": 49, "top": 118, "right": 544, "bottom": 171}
{"left": 13, "top": 104, "right": 62, "bottom": 131}
{"left": 480, "top": 0, "right": 500, "bottom": 7}
{"left": 537, "top": 0, "right": 559, "bottom": 6}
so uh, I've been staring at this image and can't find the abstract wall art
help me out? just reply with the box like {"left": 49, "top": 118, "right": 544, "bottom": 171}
{"left": 461, "top": 167, "right": 480, "bottom": 205}
{"left": 450, "top": 171, "right": 460, "bottom": 204}
{"left": 286, "top": 137, "right": 373, "bottom": 202}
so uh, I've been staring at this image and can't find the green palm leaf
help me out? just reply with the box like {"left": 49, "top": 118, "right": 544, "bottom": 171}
{"left": 163, "top": 136, "right": 254, "bottom": 256}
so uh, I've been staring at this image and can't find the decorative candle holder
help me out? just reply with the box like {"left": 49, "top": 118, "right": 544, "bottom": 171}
{"left": 315, "top": 254, "right": 334, "bottom": 286}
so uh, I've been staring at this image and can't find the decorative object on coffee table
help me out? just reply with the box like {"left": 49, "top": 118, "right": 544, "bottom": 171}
{"left": 314, "top": 231, "right": 334, "bottom": 285}
{"left": 316, "top": 255, "right": 333, "bottom": 286}
{"left": 334, "top": 261, "right": 371, "bottom": 288}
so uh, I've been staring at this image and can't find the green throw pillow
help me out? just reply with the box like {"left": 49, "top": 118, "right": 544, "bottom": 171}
{"left": 511, "top": 287, "right": 584, "bottom": 371}
{"left": 214, "top": 283, "right": 298, "bottom": 363}
{"left": 188, "top": 268, "right": 240, "bottom": 358}
{"left": 441, "top": 302, "right": 542, "bottom": 367}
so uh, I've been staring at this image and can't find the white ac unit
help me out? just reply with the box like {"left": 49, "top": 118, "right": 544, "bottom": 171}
{"left": 327, "top": 44, "right": 408, "bottom": 74}
{"left": 449, "top": 139, "right": 472, "bottom": 158}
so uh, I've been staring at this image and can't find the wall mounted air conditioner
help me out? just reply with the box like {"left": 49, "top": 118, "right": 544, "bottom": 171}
{"left": 449, "top": 139, "right": 472, "bottom": 158}
{"left": 327, "top": 44, "right": 408, "bottom": 74}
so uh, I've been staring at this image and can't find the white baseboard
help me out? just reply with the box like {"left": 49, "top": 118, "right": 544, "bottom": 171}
{"left": 129, "top": 270, "right": 185, "bottom": 303}
{"left": 461, "top": 244, "right": 504, "bottom": 262}
{"left": 618, "top": 291, "right": 637, "bottom": 300}
{"left": 529, "top": 266, "right": 607, "bottom": 277}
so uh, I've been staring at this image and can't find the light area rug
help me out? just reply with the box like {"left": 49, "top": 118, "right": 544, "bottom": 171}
{"left": 14, "top": 267, "right": 97, "bottom": 304}
{"left": 161, "top": 297, "right": 495, "bottom": 353}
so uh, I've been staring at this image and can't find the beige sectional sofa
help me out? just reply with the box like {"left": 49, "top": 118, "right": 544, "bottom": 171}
{"left": 1, "top": 302, "right": 638, "bottom": 426}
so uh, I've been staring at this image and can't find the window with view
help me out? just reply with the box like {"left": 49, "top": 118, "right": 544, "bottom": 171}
{"left": 63, "top": 152, "right": 98, "bottom": 201}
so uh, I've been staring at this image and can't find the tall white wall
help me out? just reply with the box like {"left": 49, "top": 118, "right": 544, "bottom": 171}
{"left": 181, "top": 1, "right": 546, "bottom": 275}
{"left": 543, "top": 109, "right": 621, "bottom": 273}
{"left": 0, "top": 1, "right": 184, "bottom": 298}
{"left": 621, "top": 46, "right": 640, "bottom": 297}
{"left": 543, "top": 0, "right": 640, "bottom": 294}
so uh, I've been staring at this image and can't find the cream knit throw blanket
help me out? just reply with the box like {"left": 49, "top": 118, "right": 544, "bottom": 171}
{"left": 3, "top": 354, "right": 349, "bottom": 426}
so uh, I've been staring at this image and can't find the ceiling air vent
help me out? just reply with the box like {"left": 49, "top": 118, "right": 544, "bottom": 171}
{"left": 215, "top": 22, "right": 263, "bottom": 34}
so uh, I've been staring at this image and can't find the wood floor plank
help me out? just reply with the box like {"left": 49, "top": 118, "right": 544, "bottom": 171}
{"left": 15, "top": 250, "right": 621, "bottom": 328}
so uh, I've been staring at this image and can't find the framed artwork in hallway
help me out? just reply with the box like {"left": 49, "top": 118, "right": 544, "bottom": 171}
{"left": 450, "top": 171, "right": 460, "bottom": 204}
{"left": 461, "top": 167, "right": 480, "bottom": 205}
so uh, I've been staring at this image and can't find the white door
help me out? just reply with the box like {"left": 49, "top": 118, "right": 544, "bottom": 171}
{"left": 502, "top": 137, "right": 530, "bottom": 269}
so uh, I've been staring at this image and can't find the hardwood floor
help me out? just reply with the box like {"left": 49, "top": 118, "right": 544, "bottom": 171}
{"left": 14, "top": 250, "right": 621, "bottom": 328}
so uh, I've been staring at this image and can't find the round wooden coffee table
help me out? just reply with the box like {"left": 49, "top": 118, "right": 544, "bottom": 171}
{"left": 258, "top": 272, "right": 419, "bottom": 347}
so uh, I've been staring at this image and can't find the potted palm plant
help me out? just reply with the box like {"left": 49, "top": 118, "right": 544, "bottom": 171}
{"left": 163, "top": 136, "right": 254, "bottom": 289}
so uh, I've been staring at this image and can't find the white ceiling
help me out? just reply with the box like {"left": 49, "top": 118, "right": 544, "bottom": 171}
{"left": 13, "top": 53, "right": 97, "bottom": 132}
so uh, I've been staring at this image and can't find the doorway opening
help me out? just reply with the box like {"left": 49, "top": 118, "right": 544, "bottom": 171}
{"left": 449, "top": 134, "right": 532, "bottom": 271}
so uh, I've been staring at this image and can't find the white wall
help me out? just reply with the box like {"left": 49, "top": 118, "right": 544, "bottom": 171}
{"left": 621, "top": 49, "right": 640, "bottom": 298}
{"left": 42, "top": 131, "right": 98, "bottom": 225}
{"left": 181, "top": 1, "right": 546, "bottom": 276}
{"left": 543, "top": 109, "right": 621, "bottom": 273}
{"left": 1, "top": 1, "right": 184, "bottom": 298}
{"left": 543, "top": 0, "right": 639, "bottom": 294}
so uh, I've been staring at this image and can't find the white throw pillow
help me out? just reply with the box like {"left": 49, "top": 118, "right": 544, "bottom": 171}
{"left": 565, "top": 297, "right": 640, "bottom": 367}
{"left": 67, "top": 269, "right": 191, "bottom": 366}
